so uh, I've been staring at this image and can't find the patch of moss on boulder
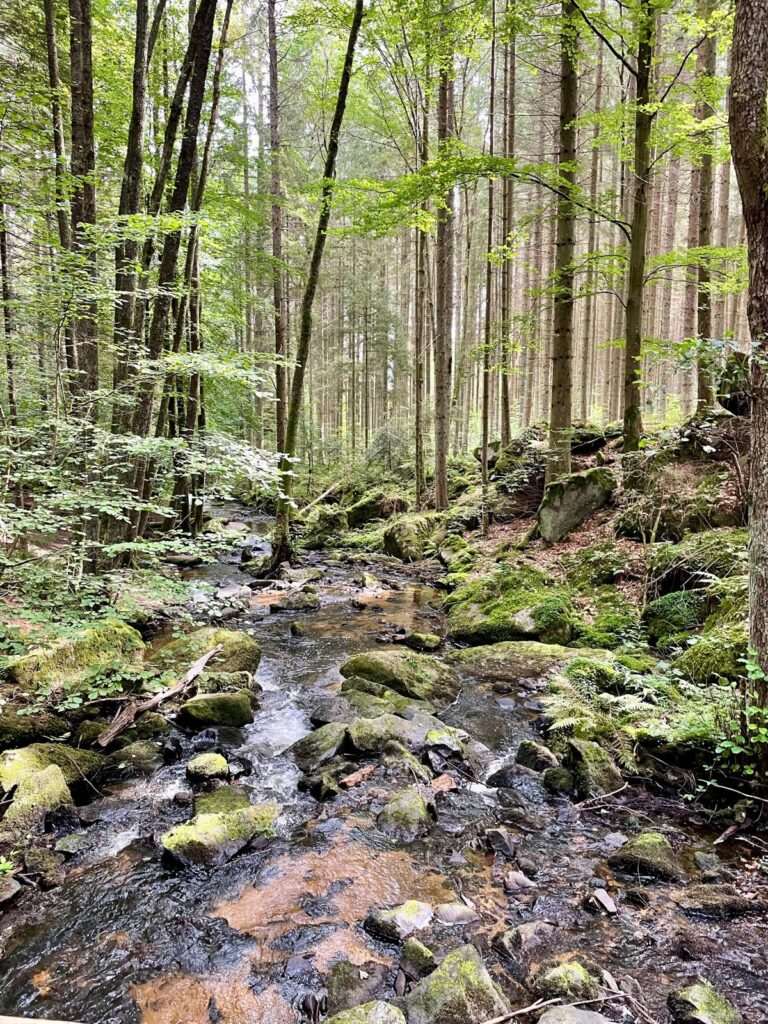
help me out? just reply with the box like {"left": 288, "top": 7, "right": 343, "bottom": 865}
{"left": 377, "top": 786, "right": 433, "bottom": 840}
{"left": 290, "top": 722, "right": 347, "bottom": 773}
{"left": 103, "top": 740, "right": 164, "bottom": 780}
{"left": 346, "top": 489, "right": 409, "bottom": 528}
{"left": 516, "top": 739, "right": 559, "bottom": 772}
{"left": 194, "top": 785, "right": 251, "bottom": 815}
{"left": 402, "top": 937, "right": 437, "bottom": 976}
{"left": 446, "top": 640, "right": 613, "bottom": 689}
{"left": 324, "top": 1003, "right": 406, "bottom": 1024}
{"left": 643, "top": 591, "right": 706, "bottom": 646}
{"left": 673, "top": 625, "right": 747, "bottom": 684}
{"left": 160, "top": 802, "right": 278, "bottom": 867}
{"left": 151, "top": 627, "right": 261, "bottom": 676}
{"left": 649, "top": 529, "right": 747, "bottom": 596}
{"left": 608, "top": 831, "right": 684, "bottom": 881}
{"left": 667, "top": 979, "right": 742, "bottom": 1024}
{"left": 402, "top": 944, "right": 511, "bottom": 1024}
{"left": 404, "top": 632, "right": 441, "bottom": 652}
{"left": 565, "top": 738, "right": 622, "bottom": 799}
{"left": 186, "top": 752, "right": 229, "bottom": 783}
{"left": 0, "top": 764, "right": 73, "bottom": 841}
{"left": 340, "top": 650, "right": 459, "bottom": 704}
{"left": 0, "top": 743, "right": 103, "bottom": 792}
{"left": 178, "top": 690, "right": 255, "bottom": 729}
{"left": 0, "top": 707, "right": 69, "bottom": 752}
{"left": 304, "top": 506, "right": 349, "bottom": 549}
{"left": 538, "top": 467, "right": 617, "bottom": 544}
{"left": 5, "top": 622, "right": 144, "bottom": 692}
{"left": 383, "top": 514, "right": 434, "bottom": 562}
{"left": 532, "top": 960, "right": 600, "bottom": 1002}
{"left": 445, "top": 563, "right": 574, "bottom": 646}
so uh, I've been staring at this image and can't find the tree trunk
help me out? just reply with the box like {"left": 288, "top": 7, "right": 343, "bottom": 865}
{"left": 271, "top": 0, "right": 365, "bottom": 563}
{"left": 481, "top": 0, "right": 496, "bottom": 533}
{"left": 696, "top": 22, "right": 717, "bottom": 410}
{"left": 729, "top": 0, "right": 768, "bottom": 702}
{"left": 434, "top": 53, "right": 455, "bottom": 511}
{"left": 268, "top": 0, "right": 287, "bottom": 456}
{"left": 0, "top": 186, "right": 18, "bottom": 427}
{"left": 547, "top": 0, "right": 578, "bottom": 481}
{"left": 622, "top": 0, "right": 653, "bottom": 451}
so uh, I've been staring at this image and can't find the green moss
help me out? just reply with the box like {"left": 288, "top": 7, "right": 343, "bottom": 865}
{"left": 402, "top": 936, "right": 436, "bottom": 975}
{"left": 103, "top": 740, "right": 164, "bottom": 779}
{"left": 403, "top": 944, "right": 511, "bottom": 1024}
{"left": 382, "top": 514, "right": 435, "bottom": 562}
{"left": 194, "top": 785, "right": 251, "bottom": 815}
{"left": 667, "top": 980, "right": 742, "bottom": 1024}
{"left": 649, "top": 528, "right": 748, "bottom": 595}
{"left": 445, "top": 562, "right": 574, "bottom": 646}
{"left": 565, "top": 542, "right": 631, "bottom": 590}
{"left": 0, "top": 707, "right": 69, "bottom": 752}
{"left": 178, "top": 690, "right": 255, "bottom": 728}
{"left": 404, "top": 632, "right": 441, "bottom": 652}
{"left": 572, "top": 594, "right": 642, "bottom": 651}
{"left": 673, "top": 625, "right": 747, "bottom": 684}
{"left": 532, "top": 961, "right": 600, "bottom": 1002}
{"left": 186, "top": 752, "right": 229, "bottom": 782}
{"left": 340, "top": 649, "right": 459, "bottom": 704}
{"left": 160, "top": 803, "right": 278, "bottom": 866}
{"left": 290, "top": 722, "right": 347, "bottom": 773}
{"left": 151, "top": 627, "right": 261, "bottom": 676}
{"left": 608, "top": 830, "right": 684, "bottom": 880}
{"left": 562, "top": 656, "right": 621, "bottom": 692}
{"left": 0, "top": 742, "right": 103, "bottom": 792}
{"left": 377, "top": 786, "right": 432, "bottom": 840}
{"left": 365, "top": 900, "right": 434, "bottom": 941}
{"left": 0, "top": 764, "right": 73, "bottom": 841}
{"left": 616, "top": 651, "right": 657, "bottom": 673}
{"left": 5, "top": 622, "right": 145, "bottom": 692}
{"left": 324, "top": 1003, "right": 406, "bottom": 1024}
{"left": 643, "top": 591, "right": 706, "bottom": 646}
{"left": 565, "top": 738, "right": 623, "bottom": 798}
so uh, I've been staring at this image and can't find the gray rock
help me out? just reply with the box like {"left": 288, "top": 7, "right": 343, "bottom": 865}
{"left": 667, "top": 979, "right": 743, "bottom": 1024}
{"left": 516, "top": 739, "right": 559, "bottom": 772}
{"left": 538, "top": 1010, "right": 613, "bottom": 1024}
{"left": 538, "top": 467, "right": 617, "bottom": 544}
{"left": 324, "top": 1003, "right": 406, "bottom": 1024}
{"left": 0, "top": 873, "right": 21, "bottom": 905}
{"left": 365, "top": 900, "right": 434, "bottom": 941}
{"left": 326, "top": 960, "right": 388, "bottom": 1014}
{"left": 290, "top": 722, "right": 347, "bottom": 773}
{"left": 402, "top": 944, "right": 511, "bottom": 1024}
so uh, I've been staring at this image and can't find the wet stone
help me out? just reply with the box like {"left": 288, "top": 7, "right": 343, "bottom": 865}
{"left": 324, "top": 1002, "right": 406, "bottom": 1024}
{"left": 54, "top": 832, "right": 91, "bottom": 856}
{"left": 538, "top": 1010, "right": 613, "bottom": 1024}
{"left": 0, "top": 874, "right": 21, "bottom": 905}
{"left": 608, "top": 831, "right": 685, "bottom": 882}
{"left": 566, "top": 738, "right": 623, "bottom": 799}
{"left": 402, "top": 943, "right": 511, "bottom": 1024}
{"left": 401, "top": 937, "right": 436, "bottom": 977}
{"left": 186, "top": 751, "right": 229, "bottom": 784}
{"left": 532, "top": 960, "right": 600, "bottom": 1002}
{"left": 515, "top": 738, "right": 559, "bottom": 772}
{"left": 495, "top": 920, "right": 555, "bottom": 958}
{"left": 542, "top": 766, "right": 574, "bottom": 794}
{"left": 326, "top": 960, "right": 388, "bottom": 1014}
{"left": 178, "top": 690, "right": 255, "bottom": 729}
{"left": 435, "top": 900, "right": 480, "bottom": 926}
{"left": 365, "top": 900, "right": 434, "bottom": 942}
{"left": 667, "top": 979, "right": 743, "bottom": 1024}
{"left": 290, "top": 722, "right": 347, "bottom": 773}
{"left": 673, "top": 883, "right": 760, "bottom": 918}
{"left": 377, "top": 787, "right": 434, "bottom": 841}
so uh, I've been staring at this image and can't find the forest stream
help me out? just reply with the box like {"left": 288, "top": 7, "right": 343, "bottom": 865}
{"left": 0, "top": 509, "right": 766, "bottom": 1024}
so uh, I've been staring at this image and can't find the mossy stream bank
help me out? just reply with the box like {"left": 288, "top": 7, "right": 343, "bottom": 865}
{"left": 0, "top": 508, "right": 765, "bottom": 1024}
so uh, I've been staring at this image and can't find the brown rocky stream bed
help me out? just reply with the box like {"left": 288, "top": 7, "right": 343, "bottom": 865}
{"left": 0, "top": 513, "right": 766, "bottom": 1024}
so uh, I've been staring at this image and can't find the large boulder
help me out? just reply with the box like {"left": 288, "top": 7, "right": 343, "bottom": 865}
{"left": 643, "top": 591, "right": 706, "bottom": 647}
{"left": 377, "top": 786, "right": 433, "bottom": 841}
{"left": 151, "top": 627, "right": 261, "bottom": 676}
{"left": 538, "top": 467, "right": 616, "bottom": 544}
{"left": 648, "top": 529, "right": 747, "bottom": 596}
{"left": 303, "top": 506, "right": 349, "bottom": 548}
{"left": 673, "top": 625, "right": 747, "bottom": 684}
{"left": 290, "top": 722, "right": 347, "bottom": 773}
{"left": 402, "top": 944, "right": 511, "bottom": 1024}
{"left": 4, "top": 622, "right": 144, "bottom": 692}
{"left": 446, "top": 641, "right": 613, "bottom": 689}
{"left": 383, "top": 515, "right": 433, "bottom": 562}
{"left": 565, "top": 739, "right": 622, "bottom": 799}
{"left": 177, "top": 690, "right": 255, "bottom": 728}
{"left": 668, "top": 979, "right": 743, "bottom": 1024}
{"left": 445, "top": 563, "right": 573, "bottom": 646}
{"left": 160, "top": 803, "right": 278, "bottom": 867}
{"left": 0, "top": 764, "right": 73, "bottom": 841}
{"left": 0, "top": 707, "right": 70, "bottom": 753}
{"left": 346, "top": 489, "right": 409, "bottom": 528}
{"left": 340, "top": 650, "right": 459, "bottom": 704}
{"left": 0, "top": 743, "right": 103, "bottom": 793}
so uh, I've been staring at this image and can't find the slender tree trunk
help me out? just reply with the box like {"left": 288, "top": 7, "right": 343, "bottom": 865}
{"left": 547, "top": 0, "right": 578, "bottom": 480}
{"left": 0, "top": 186, "right": 18, "bottom": 427}
{"left": 434, "top": 51, "right": 455, "bottom": 511}
{"left": 622, "top": 0, "right": 654, "bottom": 451}
{"left": 268, "top": 0, "right": 287, "bottom": 455}
{"left": 271, "top": 0, "right": 364, "bottom": 563}
{"left": 481, "top": 0, "right": 496, "bottom": 533}
{"left": 696, "top": 22, "right": 717, "bottom": 410}
{"left": 729, "top": 0, "right": 768, "bottom": 703}
{"left": 499, "top": 18, "right": 515, "bottom": 446}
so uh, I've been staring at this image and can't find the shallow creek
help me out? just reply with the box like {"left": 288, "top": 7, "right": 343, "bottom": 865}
{"left": 0, "top": 513, "right": 766, "bottom": 1023}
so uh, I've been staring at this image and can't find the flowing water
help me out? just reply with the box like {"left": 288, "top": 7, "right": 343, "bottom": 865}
{"left": 1, "top": 511, "right": 766, "bottom": 1023}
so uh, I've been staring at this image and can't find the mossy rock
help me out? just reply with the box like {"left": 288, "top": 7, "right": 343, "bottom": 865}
{"left": 194, "top": 785, "right": 251, "bottom": 816}
{"left": 365, "top": 900, "right": 434, "bottom": 942}
{"left": 160, "top": 802, "right": 278, "bottom": 867}
{"left": 340, "top": 650, "right": 459, "bottom": 704}
{"left": 0, "top": 764, "right": 73, "bottom": 841}
{"left": 151, "top": 627, "right": 261, "bottom": 676}
{"left": 565, "top": 738, "right": 622, "bottom": 799}
{"left": 673, "top": 883, "right": 758, "bottom": 918}
{"left": 377, "top": 786, "right": 433, "bottom": 841}
{"left": 290, "top": 722, "right": 347, "bottom": 773}
{"left": 177, "top": 690, "right": 255, "bottom": 729}
{"left": 538, "top": 467, "right": 617, "bottom": 544}
{"left": 643, "top": 591, "right": 706, "bottom": 646}
{"left": 445, "top": 563, "right": 574, "bottom": 646}
{"left": 24, "top": 846, "right": 66, "bottom": 888}
{"left": 402, "top": 937, "right": 437, "bottom": 976}
{"left": 326, "top": 960, "right": 389, "bottom": 1015}
{"left": 103, "top": 740, "right": 164, "bottom": 780}
{"left": 667, "top": 979, "right": 743, "bottom": 1024}
{"left": 0, "top": 707, "right": 70, "bottom": 753}
{"left": 542, "top": 766, "right": 574, "bottom": 794}
{"left": 4, "top": 622, "right": 145, "bottom": 692}
{"left": 516, "top": 739, "right": 559, "bottom": 772}
{"left": 532, "top": 960, "right": 600, "bottom": 1002}
{"left": 446, "top": 641, "right": 613, "bottom": 689}
{"left": 186, "top": 751, "right": 229, "bottom": 783}
{"left": 382, "top": 514, "right": 434, "bottom": 562}
{"left": 402, "top": 943, "right": 511, "bottom": 1024}
{"left": 269, "top": 591, "right": 321, "bottom": 613}
{"left": 673, "top": 625, "right": 747, "bottom": 684}
{"left": 565, "top": 542, "right": 631, "bottom": 590}
{"left": 324, "top": 1003, "right": 406, "bottom": 1024}
{"left": 608, "top": 831, "right": 684, "bottom": 881}
{"left": 649, "top": 529, "right": 748, "bottom": 595}
{"left": 346, "top": 489, "right": 409, "bottom": 528}
{"left": 0, "top": 743, "right": 103, "bottom": 793}
{"left": 404, "top": 632, "right": 441, "bottom": 652}
{"left": 304, "top": 506, "right": 349, "bottom": 548}
{"left": 346, "top": 714, "right": 427, "bottom": 754}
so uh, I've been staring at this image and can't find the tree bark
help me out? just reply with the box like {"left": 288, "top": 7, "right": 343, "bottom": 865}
{"left": 547, "top": 0, "right": 578, "bottom": 481}
{"left": 729, "top": 0, "right": 768, "bottom": 701}
{"left": 696, "top": 20, "right": 717, "bottom": 410}
{"left": 268, "top": 0, "right": 287, "bottom": 456}
{"left": 481, "top": 0, "right": 496, "bottom": 533}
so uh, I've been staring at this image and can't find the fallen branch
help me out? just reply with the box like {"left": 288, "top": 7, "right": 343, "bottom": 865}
{"left": 576, "top": 782, "right": 628, "bottom": 808}
{"left": 96, "top": 645, "right": 222, "bottom": 748}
